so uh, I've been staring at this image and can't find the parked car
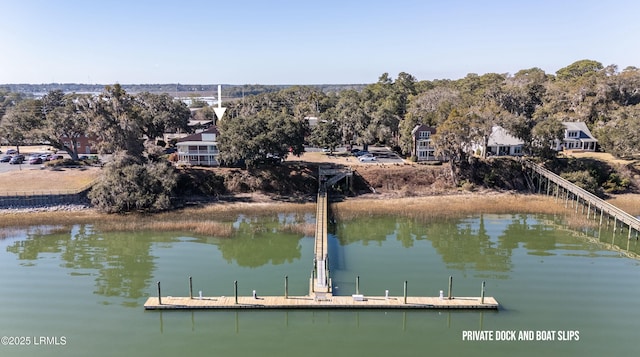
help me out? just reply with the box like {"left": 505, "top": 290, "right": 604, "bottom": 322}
{"left": 9, "top": 155, "right": 24, "bottom": 164}
{"left": 0, "top": 155, "right": 12, "bottom": 162}
{"left": 358, "top": 154, "right": 377, "bottom": 162}
{"left": 354, "top": 150, "right": 370, "bottom": 157}
{"left": 6, "top": 149, "right": 18, "bottom": 155}
{"left": 29, "top": 157, "right": 43, "bottom": 165}
{"left": 47, "top": 155, "right": 64, "bottom": 161}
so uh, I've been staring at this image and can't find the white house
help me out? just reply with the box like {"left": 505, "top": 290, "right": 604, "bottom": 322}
{"left": 553, "top": 122, "right": 598, "bottom": 152}
{"left": 479, "top": 126, "right": 524, "bottom": 157}
{"left": 176, "top": 126, "right": 220, "bottom": 166}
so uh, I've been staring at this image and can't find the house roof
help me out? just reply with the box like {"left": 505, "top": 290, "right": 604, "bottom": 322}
{"left": 487, "top": 126, "right": 523, "bottom": 146}
{"left": 411, "top": 124, "right": 436, "bottom": 136}
{"left": 188, "top": 119, "right": 214, "bottom": 127}
{"left": 177, "top": 126, "right": 219, "bottom": 143}
{"left": 562, "top": 122, "right": 597, "bottom": 141}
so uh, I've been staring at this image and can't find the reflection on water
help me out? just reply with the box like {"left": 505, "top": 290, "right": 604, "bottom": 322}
{"left": 4, "top": 213, "right": 639, "bottom": 307}
{"left": 2, "top": 212, "right": 640, "bottom": 356}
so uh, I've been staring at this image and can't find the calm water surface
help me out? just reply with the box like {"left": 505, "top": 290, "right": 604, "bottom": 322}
{"left": 1, "top": 213, "right": 639, "bottom": 357}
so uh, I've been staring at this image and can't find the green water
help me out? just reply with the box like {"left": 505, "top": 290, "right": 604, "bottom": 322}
{"left": 1, "top": 213, "right": 639, "bottom": 357}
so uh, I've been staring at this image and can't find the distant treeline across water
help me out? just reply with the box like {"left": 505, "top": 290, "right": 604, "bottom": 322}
{"left": 1, "top": 83, "right": 366, "bottom": 97}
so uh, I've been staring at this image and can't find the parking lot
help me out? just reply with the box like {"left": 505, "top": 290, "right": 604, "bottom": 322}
{"left": 0, "top": 146, "right": 70, "bottom": 174}
{"left": 292, "top": 146, "right": 405, "bottom": 165}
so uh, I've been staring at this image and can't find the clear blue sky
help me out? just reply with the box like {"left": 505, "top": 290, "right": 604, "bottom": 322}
{"left": 1, "top": 0, "right": 639, "bottom": 84}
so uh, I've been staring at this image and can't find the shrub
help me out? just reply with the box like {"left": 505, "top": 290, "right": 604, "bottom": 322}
{"left": 89, "top": 154, "right": 178, "bottom": 213}
{"left": 560, "top": 170, "right": 599, "bottom": 194}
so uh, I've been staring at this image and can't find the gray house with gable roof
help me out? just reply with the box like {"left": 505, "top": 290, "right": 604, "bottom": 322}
{"left": 552, "top": 122, "right": 598, "bottom": 152}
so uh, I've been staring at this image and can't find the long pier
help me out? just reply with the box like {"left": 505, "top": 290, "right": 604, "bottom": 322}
{"left": 525, "top": 161, "right": 639, "bottom": 239}
{"left": 312, "top": 190, "right": 331, "bottom": 295}
{"left": 144, "top": 168, "right": 499, "bottom": 310}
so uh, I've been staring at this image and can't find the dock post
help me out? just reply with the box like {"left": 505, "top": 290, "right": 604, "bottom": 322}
{"left": 403, "top": 281, "right": 407, "bottom": 304}
{"left": 311, "top": 271, "right": 314, "bottom": 293}
{"left": 599, "top": 209, "right": 604, "bottom": 226}
{"left": 448, "top": 276, "right": 453, "bottom": 300}
{"left": 189, "top": 276, "right": 193, "bottom": 299}
{"left": 481, "top": 281, "right": 485, "bottom": 304}
{"left": 157, "top": 281, "right": 162, "bottom": 305}
{"left": 356, "top": 275, "right": 360, "bottom": 295}
{"left": 234, "top": 280, "right": 238, "bottom": 305}
{"left": 285, "top": 276, "right": 288, "bottom": 299}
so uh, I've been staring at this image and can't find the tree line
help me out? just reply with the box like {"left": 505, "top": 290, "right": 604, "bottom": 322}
{"left": 2, "top": 59, "right": 639, "bottom": 212}
{"left": 0, "top": 84, "right": 192, "bottom": 213}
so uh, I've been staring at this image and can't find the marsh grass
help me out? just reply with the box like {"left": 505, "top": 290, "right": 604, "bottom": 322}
{"left": 0, "top": 201, "right": 316, "bottom": 237}
{"left": 331, "top": 193, "right": 568, "bottom": 221}
{"left": 606, "top": 194, "right": 640, "bottom": 216}
{"left": 0, "top": 193, "right": 634, "bottom": 235}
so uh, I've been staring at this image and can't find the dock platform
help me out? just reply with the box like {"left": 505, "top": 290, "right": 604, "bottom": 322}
{"left": 144, "top": 295, "right": 499, "bottom": 310}
{"left": 145, "top": 168, "right": 500, "bottom": 312}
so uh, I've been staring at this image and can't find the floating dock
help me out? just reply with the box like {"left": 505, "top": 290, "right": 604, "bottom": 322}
{"left": 143, "top": 295, "right": 498, "bottom": 310}
{"left": 144, "top": 167, "right": 499, "bottom": 311}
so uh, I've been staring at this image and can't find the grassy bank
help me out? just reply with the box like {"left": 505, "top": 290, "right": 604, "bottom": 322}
{"left": 331, "top": 193, "right": 568, "bottom": 221}
{"left": 1, "top": 192, "right": 635, "bottom": 235}
{"left": 0, "top": 200, "right": 316, "bottom": 236}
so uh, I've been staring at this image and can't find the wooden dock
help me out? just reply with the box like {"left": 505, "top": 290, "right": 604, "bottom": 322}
{"left": 145, "top": 167, "right": 499, "bottom": 311}
{"left": 144, "top": 295, "right": 499, "bottom": 310}
{"left": 312, "top": 191, "right": 330, "bottom": 294}
{"left": 525, "top": 160, "right": 639, "bottom": 239}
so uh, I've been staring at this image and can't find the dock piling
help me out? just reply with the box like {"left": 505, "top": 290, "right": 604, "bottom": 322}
{"left": 157, "top": 281, "right": 162, "bottom": 305}
{"left": 189, "top": 276, "right": 193, "bottom": 299}
{"left": 403, "top": 281, "right": 407, "bottom": 304}
{"left": 285, "top": 276, "right": 288, "bottom": 299}
{"left": 481, "top": 281, "right": 485, "bottom": 304}
{"left": 234, "top": 280, "right": 238, "bottom": 305}
{"left": 356, "top": 275, "right": 360, "bottom": 295}
{"left": 448, "top": 276, "right": 453, "bottom": 300}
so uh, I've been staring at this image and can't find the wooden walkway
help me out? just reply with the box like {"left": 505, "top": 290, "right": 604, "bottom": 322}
{"left": 525, "top": 160, "right": 640, "bottom": 239}
{"left": 312, "top": 191, "right": 330, "bottom": 294}
{"left": 144, "top": 167, "right": 499, "bottom": 311}
{"left": 144, "top": 295, "right": 498, "bottom": 310}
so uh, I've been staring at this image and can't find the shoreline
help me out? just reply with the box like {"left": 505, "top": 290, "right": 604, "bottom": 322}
{"left": 2, "top": 190, "right": 637, "bottom": 232}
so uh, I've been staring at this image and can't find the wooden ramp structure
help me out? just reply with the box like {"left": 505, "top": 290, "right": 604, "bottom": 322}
{"left": 525, "top": 160, "right": 639, "bottom": 240}
{"left": 312, "top": 189, "right": 331, "bottom": 295}
{"left": 144, "top": 167, "right": 499, "bottom": 311}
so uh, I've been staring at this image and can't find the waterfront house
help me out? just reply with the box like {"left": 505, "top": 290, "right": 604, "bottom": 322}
{"left": 552, "top": 122, "right": 598, "bottom": 152}
{"left": 411, "top": 124, "right": 439, "bottom": 161}
{"left": 176, "top": 126, "right": 220, "bottom": 166}
{"left": 475, "top": 126, "right": 524, "bottom": 157}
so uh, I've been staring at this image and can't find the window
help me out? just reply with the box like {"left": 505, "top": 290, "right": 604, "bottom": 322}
{"left": 419, "top": 131, "right": 431, "bottom": 139}
{"left": 567, "top": 131, "right": 578, "bottom": 138}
